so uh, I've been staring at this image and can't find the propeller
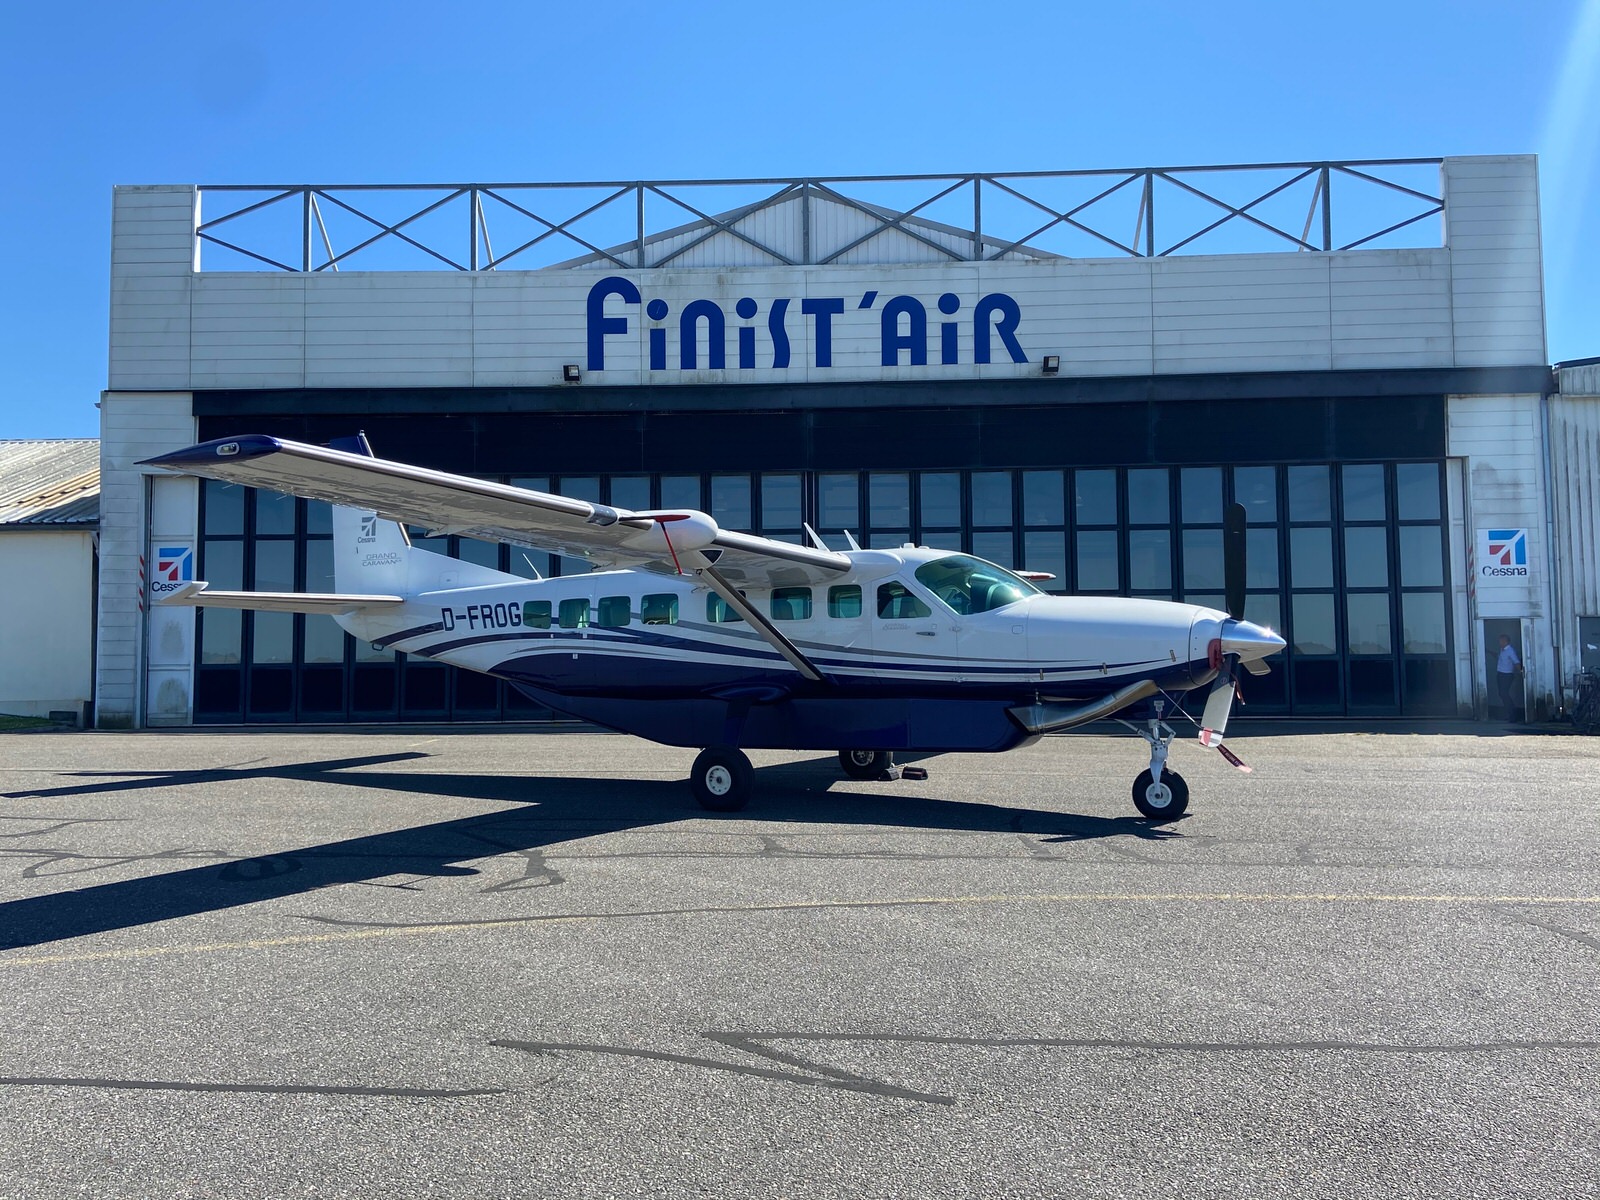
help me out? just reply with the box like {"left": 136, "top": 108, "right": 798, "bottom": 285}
{"left": 1199, "top": 502, "right": 1252, "bottom": 770}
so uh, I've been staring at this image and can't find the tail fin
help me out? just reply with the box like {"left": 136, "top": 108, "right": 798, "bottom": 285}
{"left": 328, "top": 433, "right": 520, "bottom": 596}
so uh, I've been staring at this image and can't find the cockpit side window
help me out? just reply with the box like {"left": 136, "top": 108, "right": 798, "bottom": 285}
{"left": 914, "top": 554, "right": 1040, "bottom": 615}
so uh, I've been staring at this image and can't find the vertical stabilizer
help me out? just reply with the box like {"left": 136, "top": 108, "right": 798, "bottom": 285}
{"left": 328, "top": 435, "right": 413, "bottom": 596}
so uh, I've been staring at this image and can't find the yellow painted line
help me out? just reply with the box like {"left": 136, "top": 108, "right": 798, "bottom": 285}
{"left": 1, "top": 890, "right": 1596, "bottom": 969}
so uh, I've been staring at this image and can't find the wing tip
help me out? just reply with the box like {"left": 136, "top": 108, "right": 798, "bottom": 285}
{"left": 138, "top": 434, "right": 284, "bottom": 469}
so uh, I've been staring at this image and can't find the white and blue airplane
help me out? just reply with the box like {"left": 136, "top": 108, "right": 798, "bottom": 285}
{"left": 143, "top": 434, "right": 1285, "bottom": 818}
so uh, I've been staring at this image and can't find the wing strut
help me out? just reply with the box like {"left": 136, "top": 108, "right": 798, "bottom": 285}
{"left": 696, "top": 566, "right": 829, "bottom": 685}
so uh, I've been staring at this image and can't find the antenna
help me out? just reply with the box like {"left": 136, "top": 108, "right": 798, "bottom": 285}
{"left": 519, "top": 552, "right": 544, "bottom": 581}
{"left": 803, "top": 523, "right": 827, "bottom": 550}
{"left": 843, "top": 530, "right": 862, "bottom": 551}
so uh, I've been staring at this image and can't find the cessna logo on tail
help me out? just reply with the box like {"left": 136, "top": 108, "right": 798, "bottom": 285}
{"left": 1478, "top": 528, "right": 1529, "bottom": 579}
{"left": 150, "top": 546, "right": 193, "bottom": 596}
{"left": 358, "top": 514, "right": 378, "bottom": 544}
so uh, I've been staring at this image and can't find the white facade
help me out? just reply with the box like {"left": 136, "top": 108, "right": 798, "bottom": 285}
{"left": 99, "top": 156, "right": 1579, "bottom": 726}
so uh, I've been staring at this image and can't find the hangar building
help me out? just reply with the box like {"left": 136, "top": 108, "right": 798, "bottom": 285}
{"left": 95, "top": 155, "right": 1594, "bottom": 727}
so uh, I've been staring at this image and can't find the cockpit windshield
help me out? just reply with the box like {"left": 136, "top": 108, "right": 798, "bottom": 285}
{"left": 913, "top": 554, "right": 1041, "bottom": 615}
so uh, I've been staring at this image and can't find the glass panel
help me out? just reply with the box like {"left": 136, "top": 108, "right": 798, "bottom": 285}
{"left": 761, "top": 474, "right": 803, "bottom": 529}
{"left": 659, "top": 475, "right": 700, "bottom": 511}
{"left": 255, "top": 540, "right": 293, "bottom": 591}
{"left": 706, "top": 594, "right": 744, "bottom": 623}
{"left": 1291, "top": 594, "right": 1337, "bottom": 655}
{"left": 457, "top": 538, "right": 500, "bottom": 569}
{"left": 1345, "top": 526, "right": 1389, "bottom": 589}
{"left": 1076, "top": 530, "right": 1119, "bottom": 591}
{"left": 597, "top": 596, "right": 630, "bottom": 627}
{"left": 1021, "top": 531, "right": 1067, "bottom": 592}
{"left": 201, "top": 538, "right": 244, "bottom": 666}
{"left": 1127, "top": 469, "right": 1169, "bottom": 526}
{"left": 1348, "top": 659, "right": 1396, "bottom": 709}
{"left": 510, "top": 475, "right": 549, "bottom": 493}
{"left": 971, "top": 530, "right": 1014, "bottom": 568}
{"left": 1395, "top": 463, "right": 1441, "bottom": 521}
{"left": 558, "top": 475, "right": 601, "bottom": 503}
{"left": 869, "top": 473, "right": 911, "bottom": 529}
{"left": 1074, "top": 470, "right": 1116, "bottom": 525}
{"left": 915, "top": 555, "right": 1039, "bottom": 613}
{"left": 1244, "top": 592, "right": 1281, "bottom": 634}
{"left": 1180, "top": 467, "right": 1223, "bottom": 524}
{"left": 355, "top": 639, "right": 395, "bottom": 663}
{"left": 971, "top": 472, "right": 1012, "bottom": 526}
{"left": 1182, "top": 528, "right": 1224, "bottom": 590}
{"left": 255, "top": 490, "right": 296, "bottom": 536}
{"left": 869, "top": 530, "right": 909, "bottom": 549}
{"left": 818, "top": 473, "right": 859, "bottom": 532}
{"left": 1128, "top": 529, "right": 1172, "bottom": 592}
{"left": 508, "top": 550, "right": 554, "bottom": 580}
{"left": 1347, "top": 593, "right": 1392, "bottom": 654}
{"left": 641, "top": 594, "right": 679, "bottom": 625}
{"left": 1233, "top": 466, "right": 1277, "bottom": 523}
{"left": 770, "top": 587, "right": 813, "bottom": 620}
{"left": 1021, "top": 471, "right": 1064, "bottom": 526}
{"left": 203, "top": 479, "right": 245, "bottom": 536}
{"left": 828, "top": 585, "right": 863, "bottom": 618}
{"left": 302, "top": 541, "right": 343, "bottom": 664}
{"left": 522, "top": 601, "right": 552, "bottom": 629}
{"left": 253, "top": 612, "right": 293, "bottom": 664}
{"left": 877, "top": 581, "right": 930, "bottom": 619}
{"left": 1290, "top": 527, "right": 1334, "bottom": 589}
{"left": 919, "top": 473, "right": 961, "bottom": 527}
{"left": 1292, "top": 658, "right": 1341, "bottom": 709}
{"left": 608, "top": 475, "right": 651, "bottom": 512}
{"left": 558, "top": 598, "right": 590, "bottom": 629}
{"left": 1404, "top": 658, "right": 1456, "bottom": 714}
{"left": 1402, "top": 592, "right": 1448, "bottom": 654}
{"left": 710, "top": 474, "right": 751, "bottom": 529}
{"left": 1287, "top": 465, "right": 1331, "bottom": 522}
{"left": 1246, "top": 528, "right": 1279, "bottom": 588}
{"left": 1342, "top": 464, "right": 1386, "bottom": 522}
{"left": 305, "top": 503, "right": 332, "bottom": 537}
{"left": 303, "top": 617, "right": 345, "bottom": 665}
{"left": 1398, "top": 525, "right": 1444, "bottom": 587}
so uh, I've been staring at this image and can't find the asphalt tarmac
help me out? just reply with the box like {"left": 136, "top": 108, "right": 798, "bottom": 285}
{"left": 1, "top": 727, "right": 1596, "bottom": 1199}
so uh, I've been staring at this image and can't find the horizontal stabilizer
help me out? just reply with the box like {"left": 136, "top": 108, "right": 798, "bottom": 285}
{"left": 158, "top": 581, "right": 404, "bottom": 614}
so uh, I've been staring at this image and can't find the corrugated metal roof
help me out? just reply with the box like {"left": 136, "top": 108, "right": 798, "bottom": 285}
{"left": 0, "top": 440, "right": 100, "bottom": 527}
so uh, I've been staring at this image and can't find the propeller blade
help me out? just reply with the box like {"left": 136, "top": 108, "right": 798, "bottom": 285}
{"left": 1224, "top": 501, "right": 1247, "bottom": 621}
{"left": 1198, "top": 655, "right": 1238, "bottom": 747}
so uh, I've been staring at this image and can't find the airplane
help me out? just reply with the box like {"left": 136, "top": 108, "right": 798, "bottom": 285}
{"left": 141, "top": 434, "right": 1286, "bottom": 819}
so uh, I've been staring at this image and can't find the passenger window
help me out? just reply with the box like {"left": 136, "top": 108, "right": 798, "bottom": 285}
{"left": 706, "top": 593, "right": 746, "bottom": 623}
{"left": 597, "top": 596, "right": 630, "bottom": 627}
{"left": 558, "top": 598, "right": 590, "bottom": 629}
{"left": 770, "top": 587, "right": 813, "bottom": 621}
{"left": 522, "top": 600, "right": 552, "bottom": 629}
{"left": 877, "top": 581, "right": 930, "bottom": 619}
{"left": 828, "top": 585, "right": 862, "bottom": 618}
{"left": 641, "top": 594, "right": 679, "bottom": 625}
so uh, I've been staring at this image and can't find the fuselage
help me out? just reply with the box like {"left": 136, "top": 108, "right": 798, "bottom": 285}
{"left": 333, "top": 547, "right": 1283, "bottom": 752}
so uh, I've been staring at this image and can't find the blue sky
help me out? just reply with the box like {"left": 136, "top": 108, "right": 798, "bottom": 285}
{"left": 2, "top": 0, "right": 1595, "bottom": 439}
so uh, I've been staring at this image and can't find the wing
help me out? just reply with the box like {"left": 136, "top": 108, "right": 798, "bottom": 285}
{"left": 140, "top": 435, "right": 851, "bottom": 586}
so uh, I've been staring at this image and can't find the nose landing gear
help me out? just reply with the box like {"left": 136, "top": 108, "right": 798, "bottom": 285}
{"left": 1129, "top": 709, "right": 1189, "bottom": 820}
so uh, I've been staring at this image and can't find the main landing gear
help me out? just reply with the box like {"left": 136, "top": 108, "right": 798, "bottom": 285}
{"left": 838, "top": 749, "right": 894, "bottom": 780}
{"left": 1129, "top": 709, "right": 1189, "bottom": 821}
{"left": 689, "top": 745, "right": 754, "bottom": 813}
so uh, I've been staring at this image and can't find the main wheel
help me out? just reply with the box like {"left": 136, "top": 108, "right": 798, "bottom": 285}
{"left": 690, "top": 745, "right": 754, "bottom": 812}
{"left": 1132, "top": 767, "right": 1189, "bottom": 820}
{"left": 838, "top": 749, "right": 893, "bottom": 780}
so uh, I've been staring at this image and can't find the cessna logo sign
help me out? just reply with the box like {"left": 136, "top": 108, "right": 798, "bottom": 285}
{"left": 585, "top": 276, "right": 1027, "bottom": 373}
{"left": 150, "top": 545, "right": 193, "bottom": 596}
{"left": 1477, "top": 528, "right": 1530, "bottom": 582}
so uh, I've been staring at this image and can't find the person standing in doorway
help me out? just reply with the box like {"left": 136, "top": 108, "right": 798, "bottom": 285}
{"left": 1496, "top": 634, "right": 1523, "bottom": 722}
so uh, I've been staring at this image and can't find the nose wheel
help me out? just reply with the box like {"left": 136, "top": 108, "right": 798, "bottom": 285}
{"left": 1127, "top": 708, "right": 1189, "bottom": 820}
{"left": 838, "top": 749, "right": 894, "bottom": 780}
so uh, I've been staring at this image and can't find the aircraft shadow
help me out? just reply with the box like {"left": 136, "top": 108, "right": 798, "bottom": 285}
{"left": 0, "top": 753, "right": 1176, "bottom": 953}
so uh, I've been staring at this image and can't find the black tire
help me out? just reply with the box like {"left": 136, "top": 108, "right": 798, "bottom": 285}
{"left": 838, "top": 749, "right": 893, "bottom": 780}
{"left": 1132, "top": 767, "right": 1189, "bottom": 820}
{"left": 690, "top": 745, "right": 753, "bottom": 812}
